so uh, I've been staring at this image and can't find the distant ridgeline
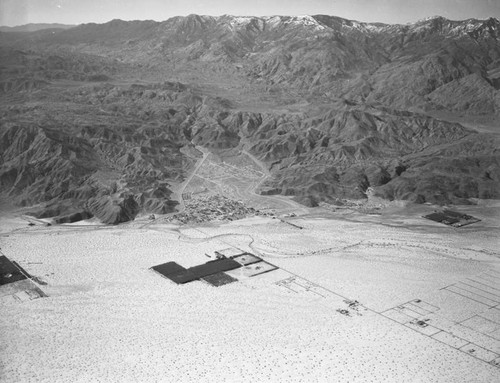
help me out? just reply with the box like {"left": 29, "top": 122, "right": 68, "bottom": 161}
{"left": 0, "top": 15, "right": 499, "bottom": 222}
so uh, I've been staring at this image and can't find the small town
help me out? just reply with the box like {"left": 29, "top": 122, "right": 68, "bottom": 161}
{"left": 164, "top": 194, "right": 274, "bottom": 224}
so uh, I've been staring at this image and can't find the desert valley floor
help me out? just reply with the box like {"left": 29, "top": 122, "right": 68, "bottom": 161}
{"left": 1, "top": 199, "right": 499, "bottom": 382}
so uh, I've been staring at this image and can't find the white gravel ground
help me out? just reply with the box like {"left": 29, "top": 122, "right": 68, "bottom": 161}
{"left": 1, "top": 204, "right": 499, "bottom": 382}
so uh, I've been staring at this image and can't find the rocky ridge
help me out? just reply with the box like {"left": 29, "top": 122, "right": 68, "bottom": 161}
{"left": 1, "top": 15, "right": 499, "bottom": 222}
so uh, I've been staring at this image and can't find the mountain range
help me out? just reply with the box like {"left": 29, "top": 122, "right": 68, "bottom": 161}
{"left": 1, "top": 15, "right": 499, "bottom": 222}
{"left": 0, "top": 23, "right": 75, "bottom": 33}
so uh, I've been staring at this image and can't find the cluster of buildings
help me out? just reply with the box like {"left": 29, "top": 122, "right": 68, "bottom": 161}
{"left": 165, "top": 195, "right": 272, "bottom": 224}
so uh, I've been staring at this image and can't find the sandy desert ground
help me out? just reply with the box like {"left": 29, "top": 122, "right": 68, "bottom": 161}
{"left": 1, "top": 201, "right": 500, "bottom": 382}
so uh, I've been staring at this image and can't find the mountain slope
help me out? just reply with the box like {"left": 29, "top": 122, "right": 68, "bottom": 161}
{"left": 0, "top": 23, "right": 75, "bottom": 32}
{"left": 1, "top": 15, "right": 499, "bottom": 221}
{"left": 2, "top": 15, "right": 499, "bottom": 112}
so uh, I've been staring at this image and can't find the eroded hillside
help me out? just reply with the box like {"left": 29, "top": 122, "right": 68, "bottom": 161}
{"left": 1, "top": 15, "right": 499, "bottom": 222}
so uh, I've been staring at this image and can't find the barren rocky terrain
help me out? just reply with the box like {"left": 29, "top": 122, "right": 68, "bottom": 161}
{"left": 1, "top": 15, "right": 500, "bottom": 222}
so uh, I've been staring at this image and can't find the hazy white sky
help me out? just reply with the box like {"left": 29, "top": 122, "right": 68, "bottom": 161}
{"left": 1, "top": 0, "right": 499, "bottom": 27}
